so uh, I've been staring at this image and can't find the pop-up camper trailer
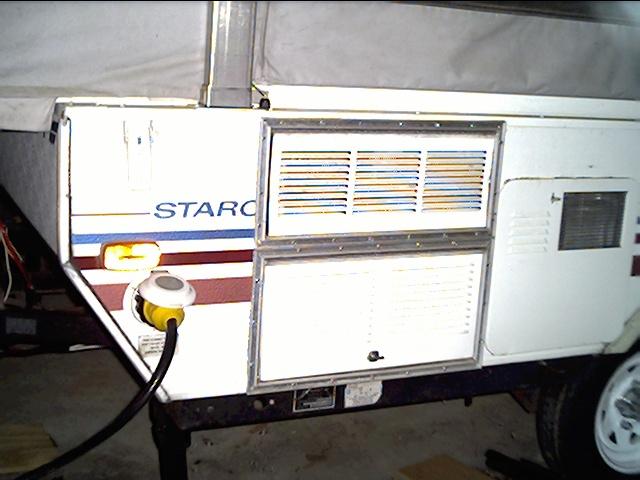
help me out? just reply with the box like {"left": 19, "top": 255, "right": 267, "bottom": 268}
{"left": 1, "top": 2, "right": 640, "bottom": 479}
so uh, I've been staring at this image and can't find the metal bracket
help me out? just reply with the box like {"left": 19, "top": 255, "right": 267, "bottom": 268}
{"left": 201, "top": 1, "right": 257, "bottom": 108}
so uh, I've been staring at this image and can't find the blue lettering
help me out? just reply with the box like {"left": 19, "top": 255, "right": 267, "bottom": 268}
{"left": 177, "top": 201, "right": 197, "bottom": 218}
{"left": 240, "top": 200, "right": 256, "bottom": 217}
{"left": 194, "top": 202, "right": 215, "bottom": 217}
{"left": 154, "top": 202, "right": 176, "bottom": 219}
{"left": 217, "top": 201, "right": 238, "bottom": 216}
{"left": 154, "top": 200, "right": 256, "bottom": 219}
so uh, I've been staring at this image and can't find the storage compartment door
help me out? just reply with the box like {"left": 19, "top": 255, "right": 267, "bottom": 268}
{"left": 485, "top": 178, "right": 637, "bottom": 356}
{"left": 257, "top": 252, "right": 484, "bottom": 383}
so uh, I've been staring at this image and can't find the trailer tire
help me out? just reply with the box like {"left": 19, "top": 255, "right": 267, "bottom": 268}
{"left": 537, "top": 352, "right": 640, "bottom": 479}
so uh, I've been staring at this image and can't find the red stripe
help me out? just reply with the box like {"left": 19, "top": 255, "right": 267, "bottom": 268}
{"left": 161, "top": 250, "right": 254, "bottom": 266}
{"left": 93, "top": 284, "right": 128, "bottom": 310}
{"left": 92, "top": 277, "right": 253, "bottom": 311}
{"left": 72, "top": 249, "right": 254, "bottom": 270}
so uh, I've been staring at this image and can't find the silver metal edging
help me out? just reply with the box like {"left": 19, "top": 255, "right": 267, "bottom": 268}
{"left": 248, "top": 248, "right": 490, "bottom": 394}
{"left": 476, "top": 123, "right": 507, "bottom": 365}
{"left": 248, "top": 119, "right": 505, "bottom": 394}
{"left": 251, "top": 357, "right": 481, "bottom": 395}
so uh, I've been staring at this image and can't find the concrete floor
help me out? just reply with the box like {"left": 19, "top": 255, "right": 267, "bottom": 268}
{"left": 0, "top": 349, "right": 543, "bottom": 479}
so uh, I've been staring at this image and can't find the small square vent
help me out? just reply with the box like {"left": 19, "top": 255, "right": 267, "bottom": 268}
{"left": 559, "top": 192, "right": 626, "bottom": 250}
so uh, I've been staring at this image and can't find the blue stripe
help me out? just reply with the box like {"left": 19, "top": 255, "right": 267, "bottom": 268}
{"left": 71, "top": 229, "right": 255, "bottom": 244}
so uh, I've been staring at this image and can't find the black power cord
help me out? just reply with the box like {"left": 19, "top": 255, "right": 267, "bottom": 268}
{"left": 15, "top": 318, "right": 179, "bottom": 480}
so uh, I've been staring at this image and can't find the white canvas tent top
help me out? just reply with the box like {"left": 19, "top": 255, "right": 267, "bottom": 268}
{"left": 0, "top": 1, "right": 639, "bottom": 132}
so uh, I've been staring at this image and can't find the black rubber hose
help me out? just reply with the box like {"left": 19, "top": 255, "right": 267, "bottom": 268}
{"left": 15, "top": 319, "right": 179, "bottom": 480}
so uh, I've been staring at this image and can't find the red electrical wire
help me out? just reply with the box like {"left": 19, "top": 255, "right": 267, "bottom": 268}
{"left": 0, "top": 220, "right": 34, "bottom": 291}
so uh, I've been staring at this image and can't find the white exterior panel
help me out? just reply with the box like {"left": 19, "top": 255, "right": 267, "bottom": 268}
{"left": 4, "top": 88, "right": 640, "bottom": 401}
{"left": 485, "top": 178, "right": 637, "bottom": 356}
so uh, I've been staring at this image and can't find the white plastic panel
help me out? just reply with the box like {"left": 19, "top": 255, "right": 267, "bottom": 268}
{"left": 65, "top": 106, "right": 261, "bottom": 401}
{"left": 258, "top": 252, "right": 483, "bottom": 381}
{"left": 112, "top": 302, "right": 252, "bottom": 401}
{"left": 485, "top": 178, "right": 638, "bottom": 356}
{"left": 267, "top": 132, "right": 495, "bottom": 237}
{"left": 69, "top": 107, "right": 261, "bottom": 225}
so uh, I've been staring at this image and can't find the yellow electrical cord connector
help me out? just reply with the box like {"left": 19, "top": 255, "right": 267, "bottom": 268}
{"left": 142, "top": 301, "right": 185, "bottom": 331}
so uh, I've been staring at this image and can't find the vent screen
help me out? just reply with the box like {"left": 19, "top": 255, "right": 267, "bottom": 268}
{"left": 268, "top": 131, "right": 496, "bottom": 236}
{"left": 354, "top": 151, "right": 420, "bottom": 213}
{"left": 278, "top": 151, "right": 349, "bottom": 215}
{"left": 423, "top": 151, "right": 486, "bottom": 211}
{"left": 559, "top": 192, "right": 626, "bottom": 250}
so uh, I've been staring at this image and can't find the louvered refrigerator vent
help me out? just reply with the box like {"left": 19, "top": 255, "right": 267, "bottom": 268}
{"left": 354, "top": 151, "right": 420, "bottom": 213}
{"left": 423, "top": 151, "right": 486, "bottom": 212}
{"left": 267, "top": 132, "right": 496, "bottom": 237}
{"left": 278, "top": 151, "right": 350, "bottom": 216}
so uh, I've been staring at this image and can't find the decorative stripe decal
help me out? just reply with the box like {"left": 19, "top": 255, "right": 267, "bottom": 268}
{"left": 71, "top": 229, "right": 255, "bottom": 244}
{"left": 71, "top": 212, "right": 151, "bottom": 217}
{"left": 72, "top": 249, "right": 254, "bottom": 270}
{"left": 92, "top": 277, "right": 253, "bottom": 311}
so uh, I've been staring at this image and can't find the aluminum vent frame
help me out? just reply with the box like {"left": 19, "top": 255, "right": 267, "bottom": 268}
{"left": 256, "top": 119, "right": 503, "bottom": 244}
{"left": 249, "top": 119, "right": 504, "bottom": 394}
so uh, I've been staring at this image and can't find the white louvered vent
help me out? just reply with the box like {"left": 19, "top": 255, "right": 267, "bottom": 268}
{"left": 268, "top": 132, "right": 495, "bottom": 237}
{"left": 423, "top": 151, "right": 486, "bottom": 212}
{"left": 278, "top": 151, "right": 350, "bottom": 215}
{"left": 354, "top": 151, "right": 420, "bottom": 213}
{"left": 507, "top": 211, "right": 551, "bottom": 254}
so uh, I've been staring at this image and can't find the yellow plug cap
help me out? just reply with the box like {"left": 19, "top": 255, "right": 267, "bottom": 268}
{"left": 142, "top": 301, "right": 185, "bottom": 331}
